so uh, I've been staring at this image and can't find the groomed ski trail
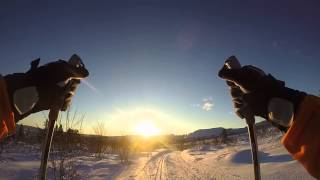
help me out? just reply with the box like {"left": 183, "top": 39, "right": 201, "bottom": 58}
{"left": 117, "top": 150, "right": 240, "bottom": 180}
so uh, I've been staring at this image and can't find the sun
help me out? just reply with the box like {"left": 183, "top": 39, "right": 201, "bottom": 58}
{"left": 134, "top": 121, "right": 161, "bottom": 137}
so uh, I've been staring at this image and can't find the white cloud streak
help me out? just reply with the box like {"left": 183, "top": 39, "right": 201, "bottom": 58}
{"left": 202, "top": 101, "right": 214, "bottom": 111}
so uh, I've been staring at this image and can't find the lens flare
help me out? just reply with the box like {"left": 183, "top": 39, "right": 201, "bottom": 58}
{"left": 134, "top": 121, "right": 161, "bottom": 137}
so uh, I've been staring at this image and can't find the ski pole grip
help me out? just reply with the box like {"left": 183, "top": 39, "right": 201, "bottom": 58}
{"left": 60, "top": 55, "right": 88, "bottom": 111}
{"left": 224, "top": 56, "right": 255, "bottom": 124}
{"left": 225, "top": 56, "right": 241, "bottom": 69}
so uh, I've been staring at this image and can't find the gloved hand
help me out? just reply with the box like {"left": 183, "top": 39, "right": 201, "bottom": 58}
{"left": 218, "top": 56, "right": 306, "bottom": 131}
{"left": 4, "top": 54, "right": 89, "bottom": 122}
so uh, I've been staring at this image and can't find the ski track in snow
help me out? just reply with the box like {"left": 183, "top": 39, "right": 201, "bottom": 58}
{"left": 116, "top": 138, "right": 315, "bottom": 180}
{"left": 0, "top": 137, "right": 316, "bottom": 180}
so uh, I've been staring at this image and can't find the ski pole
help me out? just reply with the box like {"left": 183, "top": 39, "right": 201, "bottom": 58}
{"left": 39, "top": 99, "right": 63, "bottom": 180}
{"left": 224, "top": 56, "right": 261, "bottom": 180}
{"left": 39, "top": 78, "right": 79, "bottom": 180}
{"left": 39, "top": 56, "right": 88, "bottom": 180}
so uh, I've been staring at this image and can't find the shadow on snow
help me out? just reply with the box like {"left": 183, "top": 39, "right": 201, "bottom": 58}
{"left": 231, "top": 149, "right": 293, "bottom": 164}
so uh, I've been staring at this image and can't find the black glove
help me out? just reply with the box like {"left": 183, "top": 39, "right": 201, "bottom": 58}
{"left": 218, "top": 57, "right": 306, "bottom": 131}
{"left": 4, "top": 54, "right": 89, "bottom": 122}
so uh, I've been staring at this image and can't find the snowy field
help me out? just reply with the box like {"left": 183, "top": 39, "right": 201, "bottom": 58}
{"left": 0, "top": 136, "right": 315, "bottom": 180}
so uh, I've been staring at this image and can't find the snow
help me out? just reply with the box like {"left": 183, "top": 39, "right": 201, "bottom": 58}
{"left": 75, "top": 155, "right": 124, "bottom": 180}
{"left": 0, "top": 135, "right": 316, "bottom": 180}
{"left": 116, "top": 134, "right": 315, "bottom": 180}
{"left": 0, "top": 142, "right": 40, "bottom": 179}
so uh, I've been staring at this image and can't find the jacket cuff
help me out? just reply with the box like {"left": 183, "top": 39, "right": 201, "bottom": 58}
{"left": 281, "top": 95, "right": 320, "bottom": 179}
{"left": 0, "top": 75, "right": 16, "bottom": 140}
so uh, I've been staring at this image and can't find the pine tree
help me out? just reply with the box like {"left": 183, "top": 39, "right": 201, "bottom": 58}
{"left": 58, "top": 124, "right": 63, "bottom": 133}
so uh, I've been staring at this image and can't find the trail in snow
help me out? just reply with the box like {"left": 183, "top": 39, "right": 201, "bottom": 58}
{"left": 0, "top": 136, "right": 316, "bottom": 180}
{"left": 116, "top": 138, "right": 315, "bottom": 180}
{"left": 118, "top": 150, "right": 241, "bottom": 180}
{"left": 154, "top": 153, "right": 168, "bottom": 180}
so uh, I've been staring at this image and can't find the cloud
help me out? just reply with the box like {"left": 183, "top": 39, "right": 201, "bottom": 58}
{"left": 202, "top": 100, "right": 214, "bottom": 111}
{"left": 191, "top": 97, "right": 214, "bottom": 111}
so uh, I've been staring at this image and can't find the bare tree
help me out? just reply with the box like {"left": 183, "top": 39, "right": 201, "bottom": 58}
{"left": 117, "top": 136, "right": 130, "bottom": 164}
{"left": 92, "top": 120, "right": 107, "bottom": 158}
{"left": 92, "top": 120, "right": 106, "bottom": 137}
{"left": 50, "top": 108, "right": 85, "bottom": 180}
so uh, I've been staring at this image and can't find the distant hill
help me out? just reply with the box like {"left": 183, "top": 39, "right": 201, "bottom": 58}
{"left": 186, "top": 127, "right": 224, "bottom": 140}
{"left": 187, "top": 121, "right": 273, "bottom": 140}
{"left": 228, "top": 120, "right": 272, "bottom": 135}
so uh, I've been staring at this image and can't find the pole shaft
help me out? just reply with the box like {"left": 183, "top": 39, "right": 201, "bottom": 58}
{"left": 246, "top": 117, "right": 261, "bottom": 180}
{"left": 39, "top": 105, "right": 60, "bottom": 180}
{"left": 224, "top": 56, "right": 261, "bottom": 180}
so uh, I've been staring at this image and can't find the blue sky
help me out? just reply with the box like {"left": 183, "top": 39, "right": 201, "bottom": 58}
{"left": 1, "top": 0, "right": 320, "bottom": 135}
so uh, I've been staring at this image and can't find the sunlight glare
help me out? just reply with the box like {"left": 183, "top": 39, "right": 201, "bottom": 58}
{"left": 134, "top": 121, "right": 161, "bottom": 137}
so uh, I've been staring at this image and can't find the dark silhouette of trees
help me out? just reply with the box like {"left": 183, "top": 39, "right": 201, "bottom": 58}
{"left": 220, "top": 128, "right": 229, "bottom": 144}
{"left": 17, "top": 124, "right": 25, "bottom": 140}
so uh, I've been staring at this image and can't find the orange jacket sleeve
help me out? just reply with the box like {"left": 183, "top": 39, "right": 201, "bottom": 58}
{"left": 0, "top": 75, "right": 16, "bottom": 141}
{"left": 281, "top": 95, "right": 320, "bottom": 179}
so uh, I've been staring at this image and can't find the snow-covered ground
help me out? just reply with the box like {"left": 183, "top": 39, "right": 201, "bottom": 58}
{"left": 117, "top": 137, "right": 315, "bottom": 180}
{"left": 0, "top": 136, "right": 315, "bottom": 180}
